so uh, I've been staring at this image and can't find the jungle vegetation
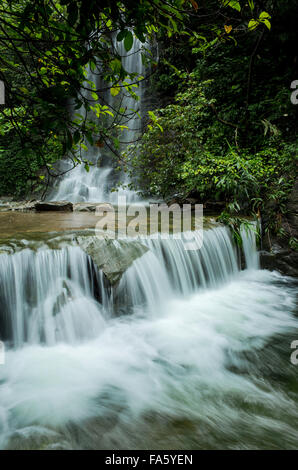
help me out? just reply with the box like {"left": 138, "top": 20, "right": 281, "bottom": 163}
{"left": 0, "top": 0, "right": 297, "bottom": 246}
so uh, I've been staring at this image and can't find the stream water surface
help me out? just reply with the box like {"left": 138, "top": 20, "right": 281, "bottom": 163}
{"left": 0, "top": 224, "right": 297, "bottom": 450}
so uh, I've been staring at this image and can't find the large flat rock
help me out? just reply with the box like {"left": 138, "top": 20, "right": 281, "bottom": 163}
{"left": 35, "top": 201, "right": 73, "bottom": 212}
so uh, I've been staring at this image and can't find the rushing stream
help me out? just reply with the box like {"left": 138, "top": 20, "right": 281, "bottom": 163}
{"left": 0, "top": 30, "right": 297, "bottom": 451}
{"left": 0, "top": 226, "right": 297, "bottom": 449}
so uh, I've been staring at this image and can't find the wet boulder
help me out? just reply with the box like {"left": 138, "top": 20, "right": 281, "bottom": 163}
{"left": 35, "top": 201, "right": 73, "bottom": 212}
{"left": 76, "top": 236, "right": 149, "bottom": 285}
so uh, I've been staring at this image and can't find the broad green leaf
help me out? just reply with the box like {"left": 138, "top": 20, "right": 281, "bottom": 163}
{"left": 90, "top": 61, "right": 96, "bottom": 72}
{"left": 248, "top": 19, "right": 258, "bottom": 30}
{"left": 110, "top": 87, "right": 120, "bottom": 97}
{"left": 259, "top": 11, "right": 271, "bottom": 20}
{"left": 222, "top": 0, "right": 241, "bottom": 12}
{"left": 73, "top": 130, "right": 80, "bottom": 144}
{"left": 134, "top": 29, "right": 146, "bottom": 43}
{"left": 110, "top": 58, "right": 122, "bottom": 73}
{"left": 117, "top": 30, "right": 127, "bottom": 42}
{"left": 124, "top": 31, "right": 134, "bottom": 51}
{"left": 263, "top": 19, "right": 271, "bottom": 30}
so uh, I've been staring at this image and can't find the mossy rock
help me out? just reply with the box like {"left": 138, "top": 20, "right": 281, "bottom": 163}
{"left": 76, "top": 236, "right": 149, "bottom": 285}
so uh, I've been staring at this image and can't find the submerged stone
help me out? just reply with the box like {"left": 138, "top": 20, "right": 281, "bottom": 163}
{"left": 73, "top": 202, "right": 114, "bottom": 212}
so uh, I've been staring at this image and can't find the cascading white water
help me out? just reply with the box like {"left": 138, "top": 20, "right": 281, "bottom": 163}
{"left": 117, "top": 227, "right": 239, "bottom": 311}
{"left": 241, "top": 223, "right": 259, "bottom": 270}
{"left": 0, "top": 226, "right": 297, "bottom": 450}
{"left": 0, "top": 247, "right": 108, "bottom": 347}
{"left": 0, "top": 227, "right": 238, "bottom": 346}
{"left": 50, "top": 36, "right": 146, "bottom": 203}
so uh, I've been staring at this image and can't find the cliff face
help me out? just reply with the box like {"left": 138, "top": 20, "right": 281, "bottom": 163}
{"left": 260, "top": 178, "right": 298, "bottom": 277}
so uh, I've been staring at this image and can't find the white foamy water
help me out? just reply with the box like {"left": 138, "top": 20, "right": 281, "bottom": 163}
{"left": 0, "top": 226, "right": 297, "bottom": 449}
{"left": 0, "top": 247, "right": 108, "bottom": 347}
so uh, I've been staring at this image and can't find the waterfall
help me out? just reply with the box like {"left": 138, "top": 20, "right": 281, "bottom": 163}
{"left": 50, "top": 36, "right": 146, "bottom": 203}
{"left": 117, "top": 227, "right": 239, "bottom": 311}
{"left": 0, "top": 225, "right": 272, "bottom": 348}
{"left": 0, "top": 247, "right": 108, "bottom": 347}
{"left": 0, "top": 225, "right": 297, "bottom": 450}
{"left": 241, "top": 223, "right": 259, "bottom": 270}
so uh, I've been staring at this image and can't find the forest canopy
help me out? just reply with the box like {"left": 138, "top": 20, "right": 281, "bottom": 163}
{"left": 0, "top": 0, "right": 275, "bottom": 194}
{"left": 0, "top": 0, "right": 297, "bottom": 249}
{"left": 125, "top": 0, "right": 297, "bottom": 245}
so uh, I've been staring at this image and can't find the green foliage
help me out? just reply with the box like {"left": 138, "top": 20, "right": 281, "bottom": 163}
{"left": 0, "top": 0, "right": 296, "bottom": 202}
{"left": 0, "top": 0, "right": 192, "bottom": 195}
{"left": 289, "top": 237, "right": 298, "bottom": 252}
{"left": 217, "top": 212, "right": 259, "bottom": 248}
{"left": 127, "top": 0, "right": 297, "bottom": 249}
{"left": 0, "top": 133, "right": 62, "bottom": 196}
{"left": 128, "top": 72, "right": 296, "bottom": 205}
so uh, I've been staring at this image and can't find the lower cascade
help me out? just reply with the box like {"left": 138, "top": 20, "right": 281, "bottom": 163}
{"left": 0, "top": 225, "right": 297, "bottom": 449}
{"left": 0, "top": 0, "right": 297, "bottom": 454}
